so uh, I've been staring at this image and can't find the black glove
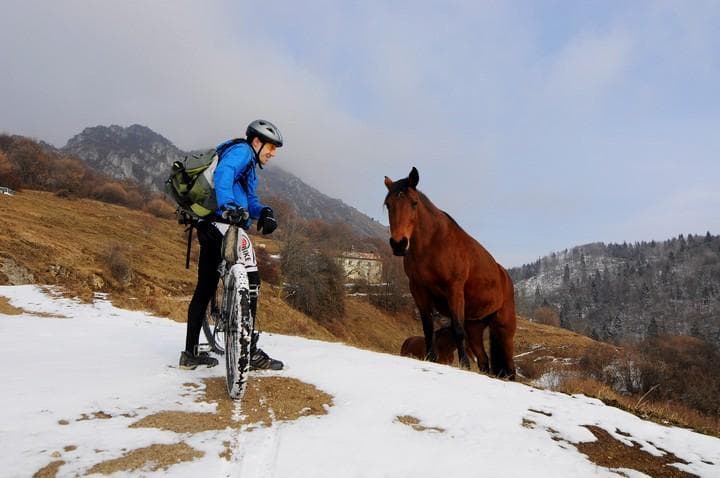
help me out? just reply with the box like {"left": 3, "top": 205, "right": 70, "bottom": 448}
{"left": 257, "top": 206, "right": 277, "bottom": 235}
{"left": 221, "top": 204, "right": 249, "bottom": 225}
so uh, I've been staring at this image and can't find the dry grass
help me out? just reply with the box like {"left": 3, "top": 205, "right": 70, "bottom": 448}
{"left": 0, "top": 191, "right": 195, "bottom": 312}
{"left": 0, "top": 191, "right": 425, "bottom": 355}
{"left": 0, "top": 297, "right": 23, "bottom": 315}
{"left": 76, "top": 411, "right": 113, "bottom": 421}
{"left": 395, "top": 415, "right": 445, "bottom": 433}
{"left": 0, "top": 191, "right": 417, "bottom": 347}
{"left": 105, "top": 377, "right": 332, "bottom": 472}
{"left": 514, "top": 318, "right": 621, "bottom": 361}
{"left": 32, "top": 460, "right": 64, "bottom": 478}
{"left": 509, "top": 320, "right": 720, "bottom": 437}
{"left": 576, "top": 425, "right": 696, "bottom": 478}
{"left": 131, "top": 376, "right": 333, "bottom": 433}
{"left": 316, "top": 297, "right": 418, "bottom": 354}
{"left": 0, "top": 297, "right": 67, "bottom": 319}
{"left": 85, "top": 443, "right": 203, "bottom": 475}
{"left": 556, "top": 376, "right": 720, "bottom": 437}
{"left": 98, "top": 243, "right": 132, "bottom": 283}
{"left": 255, "top": 292, "right": 338, "bottom": 342}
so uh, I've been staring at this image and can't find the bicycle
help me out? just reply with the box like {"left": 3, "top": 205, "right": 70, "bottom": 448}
{"left": 197, "top": 216, "right": 255, "bottom": 400}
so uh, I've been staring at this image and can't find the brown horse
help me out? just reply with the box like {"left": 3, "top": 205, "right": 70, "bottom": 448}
{"left": 384, "top": 167, "right": 516, "bottom": 379}
{"left": 401, "top": 326, "right": 477, "bottom": 365}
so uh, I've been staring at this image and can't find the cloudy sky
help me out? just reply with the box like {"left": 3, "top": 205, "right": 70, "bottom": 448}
{"left": 2, "top": 1, "right": 719, "bottom": 267}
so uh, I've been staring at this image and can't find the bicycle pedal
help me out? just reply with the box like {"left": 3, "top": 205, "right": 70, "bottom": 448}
{"left": 195, "top": 344, "right": 211, "bottom": 354}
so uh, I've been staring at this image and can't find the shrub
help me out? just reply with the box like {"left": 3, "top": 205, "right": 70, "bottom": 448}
{"left": 99, "top": 243, "right": 132, "bottom": 284}
{"left": 125, "top": 190, "right": 144, "bottom": 209}
{"left": 53, "top": 157, "right": 86, "bottom": 193}
{"left": 532, "top": 305, "right": 561, "bottom": 327}
{"left": 517, "top": 357, "right": 542, "bottom": 380}
{"left": 368, "top": 254, "right": 412, "bottom": 313}
{"left": 256, "top": 247, "right": 281, "bottom": 286}
{"left": 93, "top": 182, "right": 129, "bottom": 205}
{"left": 0, "top": 151, "right": 22, "bottom": 190}
{"left": 281, "top": 237, "right": 344, "bottom": 321}
{"left": 144, "top": 198, "right": 176, "bottom": 218}
{"left": 575, "top": 336, "right": 720, "bottom": 418}
{"left": 633, "top": 335, "right": 720, "bottom": 416}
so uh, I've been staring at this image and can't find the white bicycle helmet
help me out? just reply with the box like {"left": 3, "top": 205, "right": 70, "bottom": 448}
{"left": 246, "top": 119, "right": 283, "bottom": 147}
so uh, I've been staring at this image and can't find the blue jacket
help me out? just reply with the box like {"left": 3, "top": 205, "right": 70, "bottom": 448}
{"left": 213, "top": 140, "right": 266, "bottom": 223}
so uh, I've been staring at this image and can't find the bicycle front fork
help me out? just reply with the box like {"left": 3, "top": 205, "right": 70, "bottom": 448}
{"left": 249, "top": 283, "right": 260, "bottom": 354}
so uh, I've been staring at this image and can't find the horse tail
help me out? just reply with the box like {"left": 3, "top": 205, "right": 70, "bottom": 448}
{"left": 489, "top": 326, "right": 506, "bottom": 376}
{"left": 489, "top": 265, "right": 517, "bottom": 379}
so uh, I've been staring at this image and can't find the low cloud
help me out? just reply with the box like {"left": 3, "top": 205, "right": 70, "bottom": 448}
{"left": 2, "top": 1, "right": 719, "bottom": 266}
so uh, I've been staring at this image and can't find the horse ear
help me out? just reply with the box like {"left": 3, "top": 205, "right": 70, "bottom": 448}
{"left": 408, "top": 167, "right": 419, "bottom": 189}
{"left": 384, "top": 176, "right": 393, "bottom": 191}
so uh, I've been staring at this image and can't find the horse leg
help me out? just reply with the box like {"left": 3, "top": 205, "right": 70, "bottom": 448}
{"left": 447, "top": 289, "right": 471, "bottom": 370}
{"left": 409, "top": 283, "right": 436, "bottom": 361}
{"left": 452, "top": 322, "right": 471, "bottom": 370}
{"left": 434, "top": 327, "right": 455, "bottom": 365}
{"left": 465, "top": 319, "right": 489, "bottom": 373}
{"left": 493, "top": 266, "right": 518, "bottom": 380}
{"left": 489, "top": 305, "right": 517, "bottom": 380}
{"left": 420, "top": 314, "right": 437, "bottom": 362}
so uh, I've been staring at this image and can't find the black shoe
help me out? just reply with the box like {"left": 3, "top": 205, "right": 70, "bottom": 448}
{"left": 250, "top": 348, "right": 284, "bottom": 370}
{"left": 179, "top": 351, "right": 219, "bottom": 370}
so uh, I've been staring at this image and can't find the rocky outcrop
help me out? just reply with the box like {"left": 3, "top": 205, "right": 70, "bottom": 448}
{"left": 64, "top": 124, "right": 184, "bottom": 191}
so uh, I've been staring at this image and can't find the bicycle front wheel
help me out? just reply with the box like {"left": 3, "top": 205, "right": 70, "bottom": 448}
{"left": 224, "top": 275, "right": 253, "bottom": 400}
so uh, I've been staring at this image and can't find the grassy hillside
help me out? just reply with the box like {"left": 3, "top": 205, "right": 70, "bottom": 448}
{"left": 0, "top": 190, "right": 414, "bottom": 352}
{"left": 0, "top": 190, "right": 599, "bottom": 355}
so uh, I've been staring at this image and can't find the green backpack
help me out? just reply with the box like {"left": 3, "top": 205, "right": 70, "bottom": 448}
{"left": 165, "top": 138, "right": 246, "bottom": 218}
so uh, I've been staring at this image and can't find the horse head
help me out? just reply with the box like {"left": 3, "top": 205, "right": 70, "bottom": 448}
{"left": 384, "top": 167, "right": 420, "bottom": 256}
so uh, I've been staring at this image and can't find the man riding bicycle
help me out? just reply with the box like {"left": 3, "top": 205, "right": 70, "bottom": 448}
{"left": 180, "top": 119, "right": 284, "bottom": 370}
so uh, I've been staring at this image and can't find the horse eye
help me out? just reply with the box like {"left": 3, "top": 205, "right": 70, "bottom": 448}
{"left": 411, "top": 201, "right": 418, "bottom": 208}
{"left": 397, "top": 191, "right": 404, "bottom": 198}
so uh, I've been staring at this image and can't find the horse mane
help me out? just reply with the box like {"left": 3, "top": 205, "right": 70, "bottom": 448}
{"left": 385, "top": 178, "right": 467, "bottom": 234}
{"left": 418, "top": 191, "right": 467, "bottom": 234}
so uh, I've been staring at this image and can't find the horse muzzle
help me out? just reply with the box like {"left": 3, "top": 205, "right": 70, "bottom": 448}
{"left": 389, "top": 237, "right": 409, "bottom": 256}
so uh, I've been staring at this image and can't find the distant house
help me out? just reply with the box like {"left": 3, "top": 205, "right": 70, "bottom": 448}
{"left": 336, "top": 251, "right": 383, "bottom": 285}
{"left": 0, "top": 187, "right": 16, "bottom": 196}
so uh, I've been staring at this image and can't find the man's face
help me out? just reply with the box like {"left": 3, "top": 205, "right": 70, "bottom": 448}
{"left": 252, "top": 138, "right": 278, "bottom": 166}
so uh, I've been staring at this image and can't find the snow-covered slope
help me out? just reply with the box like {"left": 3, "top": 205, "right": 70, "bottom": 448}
{"left": 1, "top": 286, "right": 718, "bottom": 477}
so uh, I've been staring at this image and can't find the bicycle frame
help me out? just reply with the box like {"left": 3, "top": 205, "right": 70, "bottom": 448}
{"left": 202, "top": 224, "right": 253, "bottom": 354}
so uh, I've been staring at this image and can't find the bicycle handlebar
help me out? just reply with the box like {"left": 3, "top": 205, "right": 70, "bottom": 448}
{"left": 174, "top": 208, "right": 250, "bottom": 229}
{"left": 221, "top": 207, "right": 250, "bottom": 225}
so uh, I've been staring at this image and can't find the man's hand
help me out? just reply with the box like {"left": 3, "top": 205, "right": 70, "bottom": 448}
{"left": 257, "top": 207, "right": 277, "bottom": 235}
{"left": 221, "top": 204, "right": 249, "bottom": 225}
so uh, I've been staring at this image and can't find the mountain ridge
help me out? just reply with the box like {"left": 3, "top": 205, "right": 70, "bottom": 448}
{"left": 509, "top": 235, "right": 720, "bottom": 348}
{"left": 62, "top": 124, "right": 387, "bottom": 238}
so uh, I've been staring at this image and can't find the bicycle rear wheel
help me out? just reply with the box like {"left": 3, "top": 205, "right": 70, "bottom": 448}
{"left": 224, "top": 275, "right": 254, "bottom": 400}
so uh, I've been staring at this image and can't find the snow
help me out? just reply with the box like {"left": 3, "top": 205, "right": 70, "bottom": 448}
{"left": 1, "top": 285, "right": 719, "bottom": 478}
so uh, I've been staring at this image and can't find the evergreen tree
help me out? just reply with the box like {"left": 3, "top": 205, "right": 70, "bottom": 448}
{"left": 508, "top": 233, "right": 720, "bottom": 348}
